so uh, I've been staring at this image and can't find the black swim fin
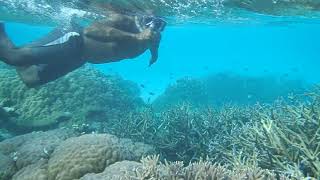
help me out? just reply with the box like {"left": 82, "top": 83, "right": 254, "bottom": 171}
{"left": 0, "top": 23, "right": 14, "bottom": 48}
{"left": 0, "top": 23, "right": 15, "bottom": 63}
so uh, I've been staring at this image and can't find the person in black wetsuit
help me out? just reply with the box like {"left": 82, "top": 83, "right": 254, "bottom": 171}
{"left": 0, "top": 13, "right": 166, "bottom": 87}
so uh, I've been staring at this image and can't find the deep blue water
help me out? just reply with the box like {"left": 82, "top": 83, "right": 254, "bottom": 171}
{"left": 6, "top": 22, "right": 320, "bottom": 100}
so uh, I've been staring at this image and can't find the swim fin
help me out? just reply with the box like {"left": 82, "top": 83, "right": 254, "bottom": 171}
{"left": 0, "top": 23, "right": 15, "bottom": 63}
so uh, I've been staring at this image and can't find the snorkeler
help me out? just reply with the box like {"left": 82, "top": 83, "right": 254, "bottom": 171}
{"left": 0, "top": 13, "right": 166, "bottom": 87}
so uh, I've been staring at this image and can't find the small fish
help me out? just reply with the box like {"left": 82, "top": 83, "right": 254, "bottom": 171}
{"left": 291, "top": 67, "right": 299, "bottom": 73}
{"left": 140, "top": 84, "right": 146, "bottom": 88}
{"left": 283, "top": 73, "right": 289, "bottom": 77}
{"left": 169, "top": 73, "right": 174, "bottom": 79}
{"left": 149, "top": 92, "right": 155, "bottom": 96}
{"left": 243, "top": 67, "right": 249, "bottom": 72}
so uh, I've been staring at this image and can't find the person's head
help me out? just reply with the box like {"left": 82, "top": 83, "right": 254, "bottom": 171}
{"left": 141, "top": 15, "right": 167, "bottom": 32}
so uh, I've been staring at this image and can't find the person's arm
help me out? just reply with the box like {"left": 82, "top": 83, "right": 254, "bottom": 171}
{"left": 83, "top": 22, "right": 141, "bottom": 42}
{"left": 149, "top": 33, "right": 161, "bottom": 66}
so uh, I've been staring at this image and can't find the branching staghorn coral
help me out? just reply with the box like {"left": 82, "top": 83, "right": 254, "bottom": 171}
{"left": 125, "top": 155, "right": 291, "bottom": 180}
{"left": 104, "top": 89, "right": 320, "bottom": 179}
{"left": 221, "top": 92, "right": 320, "bottom": 179}
{"left": 106, "top": 102, "right": 256, "bottom": 164}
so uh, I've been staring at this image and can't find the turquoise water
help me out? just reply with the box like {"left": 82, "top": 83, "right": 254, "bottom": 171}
{"left": 2, "top": 1, "right": 320, "bottom": 179}
{"left": 6, "top": 20, "right": 320, "bottom": 100}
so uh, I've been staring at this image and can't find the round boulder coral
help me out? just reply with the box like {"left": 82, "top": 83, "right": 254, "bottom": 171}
{"left": 0, "top": 129, "right": 77, "bottom": 170}
{"left": 0, "top": 152, "right": 16, "bottom": 180}
{"left": 48, "top": 134, "right": 121, "bottom": 180}
{"left": 80, "top": 161, "right": 142, "bottom": 180}
{"left": 12, "top": 158, "right": 48, "bottom": 180}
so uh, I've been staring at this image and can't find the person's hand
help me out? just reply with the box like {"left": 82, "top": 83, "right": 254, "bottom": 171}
{"left": 138, "top": 28, "right": 160, "bottom": 45}
{"left": 138, "top": 28, "right": 162, "bottom": 67}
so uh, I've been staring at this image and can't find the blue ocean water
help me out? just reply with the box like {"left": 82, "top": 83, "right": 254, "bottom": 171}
{"left": 6, "top": 21, "right": 320, "bottom": 100}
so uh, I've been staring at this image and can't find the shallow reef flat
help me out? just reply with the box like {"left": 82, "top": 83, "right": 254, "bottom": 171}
{"left": 0, "top": 129, "right": 155, "bottom": 180}
{"left": 0, "top": 128, "right": 296, "bottom": 180}
{"left": 0, "top": 63, "right": 319, "bottom": 179}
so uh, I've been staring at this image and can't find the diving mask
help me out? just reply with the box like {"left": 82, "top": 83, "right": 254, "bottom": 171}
{"left": 143, "top": 16, "right": 167, "bottom": 32}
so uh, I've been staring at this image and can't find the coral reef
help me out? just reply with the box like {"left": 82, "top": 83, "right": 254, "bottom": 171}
{"left": 0, "top": 63, "right": 318, "bottom": 179}
{"left": 0, "top": 64, "right": 143, "bottom": 132}
{"left": 103, "top": 103, "right": 254, "bottom": 163}
{"left": 153, "top": 73, "right": 307, "bottom": 111}
{"left": 12, "top": 159, "right": 48, "bottom": 180}
{"left": 0, "top": 153, "right": 16, "bottom": 180}
{"left": 0, "top": 129, "right": 155, "bottom": 180}
{"left": 47, "top": 134, "right": 121, "bottom": 180}
{"left": 81, "top": 155, "right": 292, "bottom": 180}
{"left": 0, "top": 129, "right": 14, "bottom": 142}
{"left": 221, "top": 92, "right": 320, "bottom": 178}
{"left": 96, "top": 90, "right": 320, "bottom": 179}
{"left": 0, "top": 129, "right": 78, "bottom": 170}
{"left": 80, "top": 161, "right": 143, "bottom": 180}
{"left": 48, "top": 134, "right": 154, "bottom": 180}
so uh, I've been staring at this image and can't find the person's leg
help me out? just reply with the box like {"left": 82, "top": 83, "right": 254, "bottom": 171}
{"left": 16, "top": 65, "right": 41, "bottom": 87}
{"left": 16, "top": 60, "right": 85, "bottom": 87}
{"left": 0, "top": 23, "right": 84, "bottom": 67}
{"left": 0, "top": 23, "right": 15, "bottom": 62}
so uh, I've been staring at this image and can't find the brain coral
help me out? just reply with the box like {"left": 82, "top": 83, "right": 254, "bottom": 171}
{"left": 0, "top": 129, "right": 77, "bottom": 171}
{"left": 0, "top": 152, "right": 16, "bottom": 180}
{"left": 80, "top": 161, "right": 142, "bottom": 180}
{"left": 12, "top": 158, "right": 48, "bottom": 180}
{"left": 48, "top": 134, "right": 155, "bottom": 180}
{"left": 0, "top": 64, "right": 143, "bottom": 130}
{"left": 0, "top": 130, "right": 155, "bottom": 180}
{"left": 48, "top": 134, "right": 120, "bottom": 180}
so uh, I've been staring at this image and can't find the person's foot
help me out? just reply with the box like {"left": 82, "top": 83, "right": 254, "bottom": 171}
{"left": 0, "top": 23, "right": 6, "bottom": 45}
{"left": 0, "top": 23, "right": 6, "bottom": 61}
{"left": 0, "top": 23, "right": 13, "bottom": 64}
{"left": 0, "top": 23, "right": 4, "bottom": 33}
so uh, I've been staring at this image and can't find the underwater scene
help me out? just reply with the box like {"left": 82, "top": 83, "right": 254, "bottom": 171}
{"left": 0, "top": 0, "right": 320, "bottom": 179}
